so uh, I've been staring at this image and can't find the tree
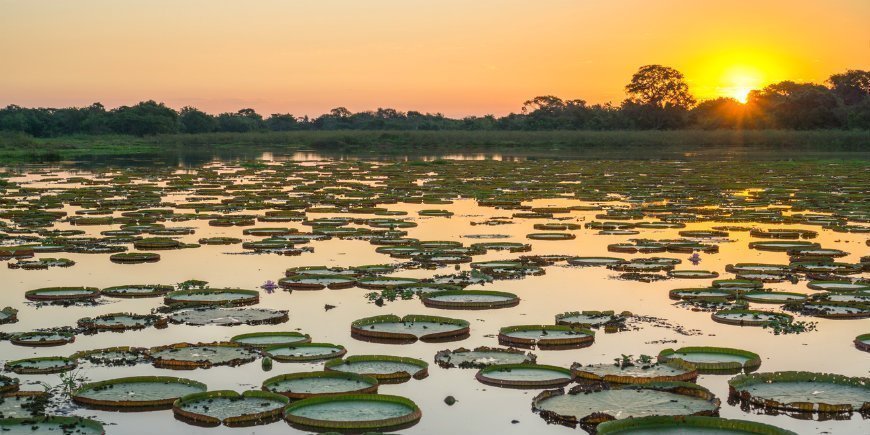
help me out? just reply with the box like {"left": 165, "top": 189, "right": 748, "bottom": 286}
{"left": 828, "top": 70, "right": 870, "bottom": 106}
{"left": 623, "top": 65, "right": 695, "bottom": 129}
{"left": 265, "top": 113, "right": 298, "bottom": 131}
{"left": 625, "top": 65, "right": 696, "bottom": 110}
{"left": 747, "top": 82, "right": 841, "bottom": 129}
{"left": 110, "top": 101, "right": 178, "bottom": 136}
{"left": 179, "top": 106, "right": 216, "bottom": 133}
{"left": 216, "top": 108, "right": 263, "bottom": 132}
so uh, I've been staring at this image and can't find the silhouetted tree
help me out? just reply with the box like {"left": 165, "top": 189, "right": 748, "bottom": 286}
{"left": 110, "top": 101, "right": 178, "bottom": 136}
{"left": 179, "top": 106, "right": 216, "bottom": 133}
{"left": 623, "top": 65, "right": 695, "bottom": 129}
{"left": 216, "top": 108, "right": 263, "bottom": 132}
{"left": 747, "top": 82, "right": 841, "bottom": 129}
{"left": 265, "top": 113, "right": 299, "bottom": 131}
{"left": 828, "top": 70, "right": 870, "bottom": 106}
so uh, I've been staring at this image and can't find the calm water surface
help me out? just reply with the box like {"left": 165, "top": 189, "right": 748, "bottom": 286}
{"left": 0, "top": 155, "right": 867, "bottom": 435}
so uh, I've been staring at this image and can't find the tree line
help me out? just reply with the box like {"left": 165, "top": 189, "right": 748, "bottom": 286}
{"left": 1, "top": 66, "right": 867, "bottom": 137}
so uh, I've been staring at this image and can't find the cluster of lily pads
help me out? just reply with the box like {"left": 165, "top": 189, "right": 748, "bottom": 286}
{"left": 1, "top": 159, "right": 868, "bottom": 434}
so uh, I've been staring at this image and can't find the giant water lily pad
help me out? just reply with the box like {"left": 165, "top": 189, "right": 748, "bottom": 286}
{"left": 807, "top": 281, "right": 870, "bottom": 292}
{"left": 435, "top": 346, "right": 536, "bottom": 369}
{"left": 421, "top": 290, "right": 519, "bottom": 310}
{"left": 148, "top": 342, "right": 259, "bottom": 369}
{"left": 351, "top": 314, "right": 469, "bottom": 343}
{"left": 749, "top": 241, "right": 820, "bottom": 252}
{"left": 555, "top": 311, "right": 627, "bottom": 329}
{"left": 24, "top": 286, "right": 100, "bottom": 302}
{"left": 568, "top": 257, "right": 626, "bottom": 267}
{"left": 711, "top": 310, "right": 793, "bottom": 326}
{"left": 325, "top": 355, "right": 428, "bottom": 383}
{"left": 596, "top": 415, "right": 797, "bottom": 434}
{"left": 101, "top": 284, "right": 173, "bottom": 298}
{"left": 668, "top": 270, "right": 719, "bottom": 279}
{"left": 70, "top": 347, "right": 148, "bottom": 366}
{"left": 283, "top": 394, "right": 421, "bottom": 432}
{"left": 230, "top": 331, "right": 311, "bottom": 348}
{"left": 262, "top": 372, "right": 379, "bottom": 399}
{"left": 168, "top": 307, "right": 288, "bottom": 326}
{"left": 164, "top": 289, "right": 259, "bottom": 306}
{"left": 0, "top": 391, "right": 48, "bottom": 418}
{"left": 72, "top": 376, "right": 207, "bottom": 410}
{"left": 571, "top": 362, "right": 697, "bottom": 384}
{"left": 265, "top": 343, "right": 346, "bottom": 362}
{"left": 741, "top": 292, "right": 807, "bottom": 304}
{"left": 5, "top": 356, "right": 76, "bottom": 374}
{"left": 279, "top": 274, "right": 356, "bottom": 290}
{"left": 533, "top": 382, "right": 720, "bottom": 429}
{"left": 728, "top": 371, "right": 870, "bottom": 414}
{"left": 10, "top": 331, "right": 74, "bottom": 347}
{"left": 476, "top": 364, "right": 575, "bottom": 389}
{"left": 0, "top": 375, "right": 19, "bottom": 394}
{"left": 498, "top": 325, "right": 595, "bottom": 349}
{"left": 0, "top": 307, "right": 18, "bottom": 325}
{"left": 77, "top": 313, "right": 165, "bottom": 331}
{"left": 173, "top": 390, "right": 288, "bottom": 427}
{"left": 658, "top": 347, "right": 761, "bottom": 374}
{"left": 0, "top": 417, "right": 105, "bottom": 435}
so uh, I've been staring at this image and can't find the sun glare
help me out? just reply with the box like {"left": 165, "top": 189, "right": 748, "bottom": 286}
{"left": 721, "top": 65, "right": 764, "bottom": 104}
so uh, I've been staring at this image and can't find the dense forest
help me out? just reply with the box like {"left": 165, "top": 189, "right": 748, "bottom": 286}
{"left": 1, "top": 66, "right": 868, "bottom": 137}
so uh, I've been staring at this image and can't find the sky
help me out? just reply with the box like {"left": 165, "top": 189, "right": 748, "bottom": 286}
{"left": 1, "top": 0, "right": 868, "bottom": 117}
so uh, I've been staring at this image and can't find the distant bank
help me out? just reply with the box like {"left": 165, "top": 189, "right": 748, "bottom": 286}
{"left": 0, "top": 130, "right": 868, "bottom": 164}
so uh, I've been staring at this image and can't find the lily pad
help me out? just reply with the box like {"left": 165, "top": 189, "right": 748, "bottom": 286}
{"left": 351, "top": 314, "right": 470, "bottom": 343}
{"left": 435, "top": 346, "right": 536, "bottom": 369}
{"left": 658, "top": 347, "right": 761, "bottom": 374}
{"left": 72, "top": 376, "right": 207, "bottom": 410}
{"left": 283, "top": 393, "right": 421, "bottom": 432}
{"left": 728, "top": 371, "right": 870, "bottom": 414}
{"left": 148, "top": 342, "right": 260, "bottom": 369}
{"left": 230, "top": 331, "right": 311, "bottom": 348}
{"left": 262, "top": 371, "right": 379, "bottom": 399}
{"left": 168, "top": 307, "right": 288, "bottom": 326}
{"left": 173, "top": 390, "right": 288, "bottom": 427}
{"left": 476, "top": 363, "right": 575, "bottom": 389}
{"left": 325, "top": 355, "right": 428, "bottom": 383}
{"left": 265, "top": 343, "right": 347, "bottom": 362}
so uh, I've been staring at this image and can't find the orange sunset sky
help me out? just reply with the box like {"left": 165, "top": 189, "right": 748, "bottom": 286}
{"left": 1, "top": 0, "right": 868, "bottom": 117}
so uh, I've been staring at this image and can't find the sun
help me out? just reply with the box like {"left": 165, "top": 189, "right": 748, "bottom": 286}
{"left": 730, "top": 86, "right": 753, "bottom": 104}
{"left": 721, "top": 65, "right": 764, "bottom": 104}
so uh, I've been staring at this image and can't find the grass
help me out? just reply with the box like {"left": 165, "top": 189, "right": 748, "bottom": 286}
{"left": 1, "top": 129, "right": 868, "bottom": 163}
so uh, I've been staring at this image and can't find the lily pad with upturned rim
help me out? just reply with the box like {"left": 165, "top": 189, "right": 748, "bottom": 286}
{"left": 532, "top": 382, "right": 720, "bottom": 430}
{"left": 476, "top": 363, "right": 575, "bottom": 389}
{"left": 728, "top": 371, "right": 870, "bottom": 415}
{"left": 498, "top": 325, "right": 595, "bottom": 349}
{"left": 265, "top": 343, "right": 347, "bottom": 362}
{"left": 262, "top": 371, "right": 379, "bottom": 400}
{"left": 283, "top": 393, "right": 421, "bottom": 432}
{"left": 658, "top": 347, "right": 761, "bottom": 374}
{"left": 173, "top": 390, "right": 289, "bottom": 427}
{"left": 324, "top": 355, "right": 428, "bottom": 383}
{"left": 230, "top": 331, "right": 311, "bottom": 348}
{"left": 72, "top": 376, "right": 207, "bottom": 410}
{"left": 596, "top": 415, "right": 796, "bottom": 435}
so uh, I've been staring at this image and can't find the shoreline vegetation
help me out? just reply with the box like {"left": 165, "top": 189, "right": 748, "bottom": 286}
{"left": 1, "top": 130, "right": 868, "bottom": 164}
{"left": 1, "top": 66, "right": 867, "bottom": 162}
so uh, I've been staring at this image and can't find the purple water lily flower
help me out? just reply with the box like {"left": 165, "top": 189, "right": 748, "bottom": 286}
{"left": 261, "top": 280, "right": 278, "bottom": 293}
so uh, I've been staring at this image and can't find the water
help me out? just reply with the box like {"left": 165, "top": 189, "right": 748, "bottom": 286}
{"left": 0, "top": 155, "right": 868, "bottom": 434}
